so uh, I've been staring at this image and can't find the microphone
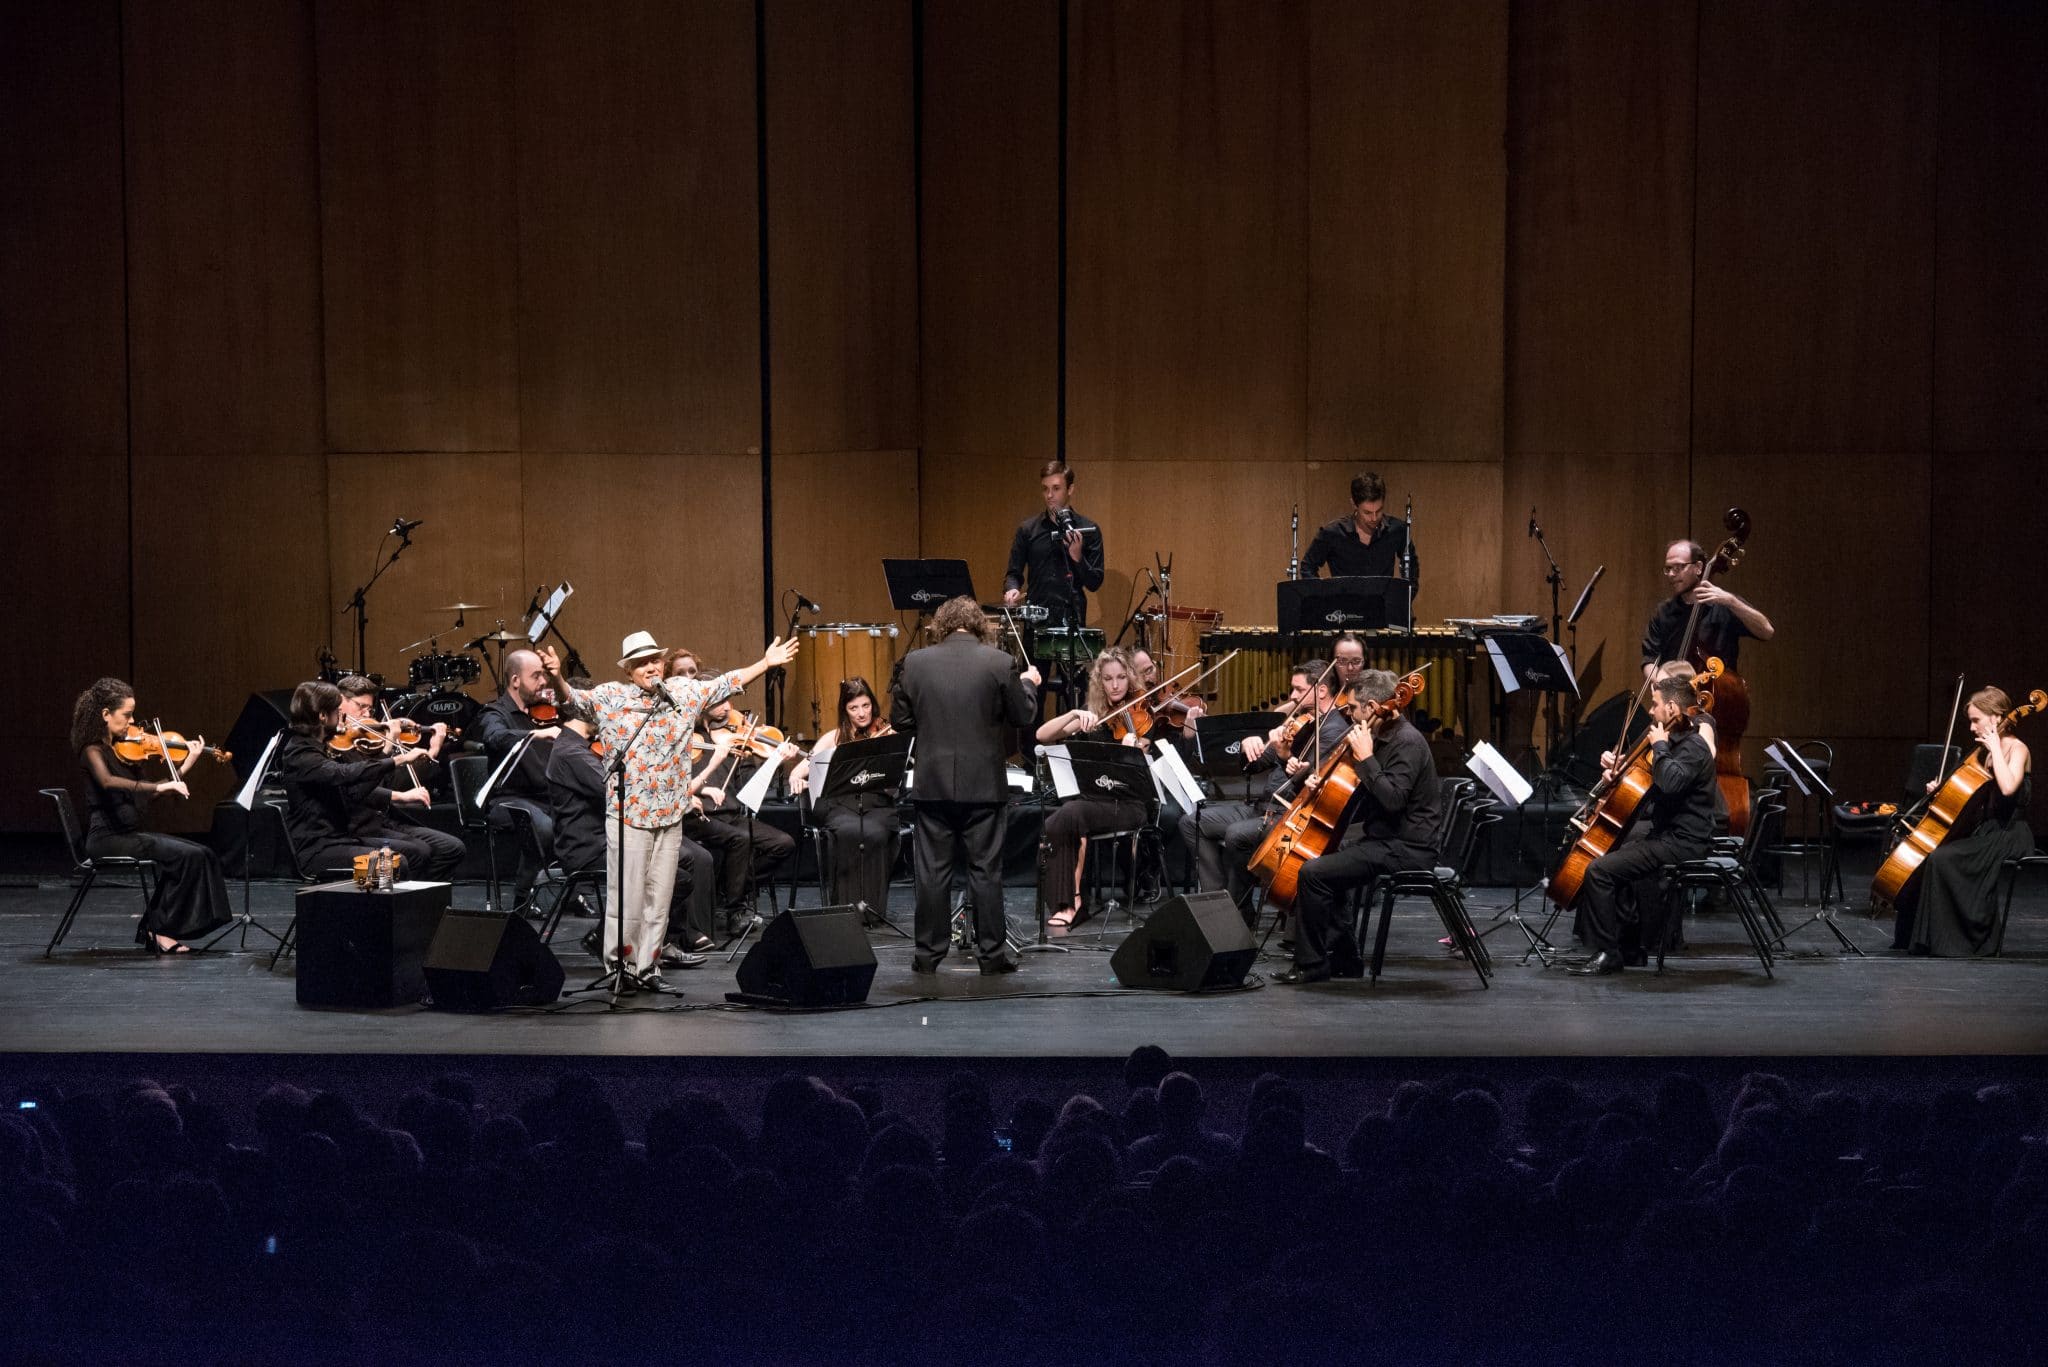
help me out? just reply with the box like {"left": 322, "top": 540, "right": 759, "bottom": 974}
{"left": 392, "top": 516, "right": 425, "bottom": 537}
{"left": 1528, "top": 508, "right": 1538, "bottom": 539}
{"left": 792, "top": 591, "right": 822, "bottom": 614}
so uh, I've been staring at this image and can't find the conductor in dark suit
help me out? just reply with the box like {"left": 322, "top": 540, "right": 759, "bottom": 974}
{"left": 891, "top": 596, "right": 1041, "bottom": 974}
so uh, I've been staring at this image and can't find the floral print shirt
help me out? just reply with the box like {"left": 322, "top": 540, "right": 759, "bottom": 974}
{"left": 572, "top": 671, "right": 741, "bottom": 830}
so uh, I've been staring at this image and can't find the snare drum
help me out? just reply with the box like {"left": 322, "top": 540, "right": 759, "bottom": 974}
{"left": 791, "top": 623, "right": 903, "bottom": 739}
{"left": 1036, "top": 625, "right": 1105, "bottom": 669}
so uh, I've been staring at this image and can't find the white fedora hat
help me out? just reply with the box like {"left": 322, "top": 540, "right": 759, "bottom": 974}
{"left": 618, "top": 630, "right": 664, "bottom": 667}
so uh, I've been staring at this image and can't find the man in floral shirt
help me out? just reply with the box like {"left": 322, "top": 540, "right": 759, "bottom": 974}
{"left": 539, "top": 629, "right": 798, "bottom": 988}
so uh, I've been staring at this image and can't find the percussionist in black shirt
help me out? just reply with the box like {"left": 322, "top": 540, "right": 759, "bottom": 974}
{"left": 1276, "top": 669, "right": 1444, "bottom": 984}
{"left": 1568, "top": 672, "right": 1719, "bottom": 976}
{"left": 1300, "top": 471, "right": 1418, "bottom": 601}
{"left": 1641, "top": 538, "right": 1773, "bottom": 682}
{"left": 1002, "top": 460, "right": 1105, "bottom": 627}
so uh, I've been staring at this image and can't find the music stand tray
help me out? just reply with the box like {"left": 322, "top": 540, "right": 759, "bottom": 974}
{"left": 884, "top": 559, "right": 976, "bottom": 614}
{"left": 816, "top": 733, "right": 913, "bottom": 805}
{"left": 1482, "top": 634, "right": 1579, "bottom": 697}
{"left": 1056, "top": 741, "right": 1157, "bottom": 806}
{"left": 1190, "top": 711, "right": 1283, "bottom": 778}
{"left": 1278, "top": 576, "right": 1404, "bottom": 633}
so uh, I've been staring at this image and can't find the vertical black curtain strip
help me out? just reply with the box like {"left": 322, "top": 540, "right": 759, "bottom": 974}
{"left": 1056, "top": 0, "right": 1069, "bottom": 465}
{"left": 756, "top": 0, "right": 775, "bottom": 642}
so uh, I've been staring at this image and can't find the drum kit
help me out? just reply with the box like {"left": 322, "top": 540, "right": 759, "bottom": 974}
{"left": 388, "top": 602, "right": 515, "bottom": 735}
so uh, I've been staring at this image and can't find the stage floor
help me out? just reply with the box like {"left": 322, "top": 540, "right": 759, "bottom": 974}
{"left": 4, "top": 873, "right": 2045, "bottom": 1059}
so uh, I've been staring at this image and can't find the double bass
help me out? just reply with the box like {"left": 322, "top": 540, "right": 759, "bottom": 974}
{"left": 1247, "top": 670, "right": 1427, "bottom": 914}
{"left": 1870, "top": 688, "right": 2044, "bottom": 911}
{"left": 1685, "top": 510, "right": 1757, "bottom": 838}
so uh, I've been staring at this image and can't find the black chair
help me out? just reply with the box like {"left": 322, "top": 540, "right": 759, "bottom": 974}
{"left": 1655, "top": 789, "right": 1784, "bottom": 977}
{"left": 41, "top": 787, "right": 157, "bottom": 957}
{"left": 509, "top": 804, "right": 605, "bottom": 946}
{"left": 1355, "top": 777, "right": 1494, "bottom": 988}
{"left": 445, "top": 755, "right": 502, "bottom": 909}
{"left": 1995, "top": 854, "right": 2048, "bottom": 956}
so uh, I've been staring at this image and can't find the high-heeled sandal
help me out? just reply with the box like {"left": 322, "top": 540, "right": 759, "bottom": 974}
{"left": 1047, "top": 905, "right": 1080, "bottom": 929}
{"left": 138, "top": 929, "right": 191, "bottom": 955}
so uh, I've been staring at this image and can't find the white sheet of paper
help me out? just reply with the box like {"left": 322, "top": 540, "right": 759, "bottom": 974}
{"left": 1466, "top": 740, "right": 1533, "bottom": 808}
{"left": 528, "top": 581, "right": 573, "bottom": 641}
{"left": 807, "top": 751, "right": 832, "bottom": 801}
{"left": 234, "top": 730, "right": 285, "bottom": 811}
{"left": 735, "top": 756, "right": 779, "bottom": 814}
{"left": 1006, "top": 765, "right": 1034, "bottom": 792}
{"left": 1041, "top": 745, "right": 1078, "bottom": 799}
{"left": 1150, "top": 740, "right": 1205, "bottom": 812}
{"left": 476, "top": 732, "right": 533, "bottom": 809}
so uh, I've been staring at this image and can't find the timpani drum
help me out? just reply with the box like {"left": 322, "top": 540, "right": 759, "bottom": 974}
{"left": 792, "top": 622, "right": 903, "bottom": 740}
{"left": 1036, "top": 625, "right": 1105, "bottom": 669}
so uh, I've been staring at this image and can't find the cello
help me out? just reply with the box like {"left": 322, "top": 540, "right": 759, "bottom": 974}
{"left": 1247, "top": 670, "right": 1427, "bottom": 915}
{"left": 1870, "top": 688, "right": 2044, "bottom": 911}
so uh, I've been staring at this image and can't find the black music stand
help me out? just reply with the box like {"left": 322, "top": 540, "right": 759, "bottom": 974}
{"left": 1277, "top": 576, "right": 1403, "bottom": 633}
{"left": 1191, "top": 712, "right": 1284, "bottom": 796}
{"left": 1048, "top": 742, "right": 1158, "bottom": 939}
{"left": 883, "top": 558, "right": 976, "bottom": 615}
{"left": 1483, "top": 632, "right": 1579, "bottom": 784}
{"left": 811, "top": 733, "right": 913, "bottom": 940}
{"left": 1762, "top": 739, "right": 1862, "bottom": 957}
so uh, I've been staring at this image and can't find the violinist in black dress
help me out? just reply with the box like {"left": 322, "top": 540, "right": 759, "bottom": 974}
{"left": 70, "top": 677, "right": 232, "bottom": 953}
{"left": 1897, "top": 686, "right": 2035, "bottom": 956}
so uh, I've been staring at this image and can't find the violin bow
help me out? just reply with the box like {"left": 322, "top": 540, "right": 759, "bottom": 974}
{"left": 1090, "top": 654, "right": 1223, "bottom": 734}
{"left": 1896, "top": 674, "right": 1968, "bottom": 826}
{"left": 378, "top": 701, "right": 425, "bottom": 792}
{"left": 149, "top": 719, "right": 183, "bottom": 794}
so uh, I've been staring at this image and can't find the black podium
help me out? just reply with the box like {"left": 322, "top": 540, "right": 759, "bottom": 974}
{"left": 294, "top": 880, "right": 450, "bottom": 1009}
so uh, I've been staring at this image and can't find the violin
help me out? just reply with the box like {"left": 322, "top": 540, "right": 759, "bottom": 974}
{"left": 113, "top": 726, "right": 232, "bottom": 766}
{"left": 1871, "top": 688, "right": 2043, "bottom": 911}
{"left": 1248, "top": 670, "right": 1427, "bottom": 914}
{"left": 694, "top": 714, "right": 793, "bottom": 763}
{"left": 326, "top": 717, "right": 423, "bottom": 753}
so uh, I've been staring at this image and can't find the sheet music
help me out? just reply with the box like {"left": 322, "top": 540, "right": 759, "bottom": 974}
{"left": 1465, "top": 740, "right": 1533, "bottom": 808}
{"left": 1150, "top": 740, "right": 1205, "bottom": 813}
{"left": 806, "top": 751, "right": 831, "bottom": 801}
{"left": 735, "top": 756, "right": 779, "bottom": 814}
{"left": 1041, "top": 745, "right": 1079, "bottom": 799}
{"left": 476, "top": 732, "right": 533, "bottom": 809}
{"left": 234, "top": 730, "right": 285, "bottom": 811}
{"left": 529, "top": 581, "right": 573, "bottom": 640}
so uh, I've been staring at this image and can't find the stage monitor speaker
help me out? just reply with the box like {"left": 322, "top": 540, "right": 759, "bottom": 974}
{"left": 424, "top": 910, "right": 565, "bottom": 1011}
{"left": 296, "top": 881, "right": 449, "bottom": 1009}
{"left": 225, "top": 689, "right": 296, "bottom": 784}
{"left": 1110, "top": 891, "right": 1255, "bottom": 991}
{"left": 728, "top": 906, "right": 876, "bottom": 1007}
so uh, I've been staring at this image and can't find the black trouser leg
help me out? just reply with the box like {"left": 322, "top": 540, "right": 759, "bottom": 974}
{"left": 1581, "top": 833, "right": 1678, "bottom": 958}
{"left": 1294, "top": 839, "right": 1408, "bottom": 973}
{"left": 961, "top": 802, "right": 1012, "bottom": 965}
{"left": 911, "top": 803, "right": 962, "bottom": 965}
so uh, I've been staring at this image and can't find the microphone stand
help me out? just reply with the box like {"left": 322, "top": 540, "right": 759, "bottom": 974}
{"left": 1401, "top": 496, "right": 1417, "bottom": 630}
{"left": 1528, "top": 512, "right": 1567, "bottom": 789}
{"left": 587, "top": 690, "right": 676, "bottom": 1007}
{"left": 339, "top": 525, "right": 416, "bottom": 678}
{"left": 1287, "top": 505, "right": 1300, "bottom": 581}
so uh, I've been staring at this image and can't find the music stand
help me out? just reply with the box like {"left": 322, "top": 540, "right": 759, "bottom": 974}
{"left": 1762, "top": 739, "right": 1862, "bottom": 957}
{"left": 200, "top": 729, "right": 289, "bottom": 954}
{"left": 1277, "top": 577, "right": 1395, "bottom": 634}
{"left": 1046, "top": 741, "right": 1158, "bottom": 939}
{"left": 1463, "top": 740, "right": 1562, "bottom": 965}
{"left": 1191, "top": 712, "right": 1284, "bottom": 796}
{"left": 883, "top": 558, "right": 976, "bottom": 615}
{"left": 809, "top": 733, "right": 913, "bottom": 940}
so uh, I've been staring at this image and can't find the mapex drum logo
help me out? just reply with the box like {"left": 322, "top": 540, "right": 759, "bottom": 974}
{"left": 848, "top": 768, "right": 885, "bottom": 787}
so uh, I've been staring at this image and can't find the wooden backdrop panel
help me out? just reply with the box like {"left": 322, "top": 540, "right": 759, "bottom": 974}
{"left": 1299, "top": 462, "right": 1502, "bottom": 622}
{"left": 123, "top": 0, "right": 325, "bottom": 455}
{"left": 514, "top": 0, "right": 758, "bottom": 455}
{"left": 1934, "top": 1, "right": 2048, "bottom": 453}
{"left": 1506, "top": 0, "right": 1696, "bottom": 456}
{"left": 519, "top": 453, "right": 761, "bottom": 685}
{"left": 1308, "top": 0, "right": 1507, "bottom": 464}
{"left": 1691, "top": 0, "right": 1938, "bottom": 455}
{"left": 1065, "top": 0, "right": 1307, "bottom": 463}
{"left": 324, "top": 453, "right": 525, "bottom": 683}
{"left": 770, "top": 449, "right": 920, "bottom": 626}
{"left": 0, "top": 0, "right": 125, "bottom": 454}
{"left": 766, "top": 0, "right": 917, "bottom": 456}
{"left": 1499, "top": 452, "right": 1691, "bottom": 711}
{"left": 1689, "top": 452, "right": 1930, "bottom": 743}
{"left": 919, "top": 0, "right": 1059, "bottom": 460}
{"left": 316, "top": 0, "right": 519, "bottom": 453}
{"left": 131, "top": 449, "right": 331, "bottom": 828}
{"left": 917, "top": 453, "right": 1044, "bottom": 617}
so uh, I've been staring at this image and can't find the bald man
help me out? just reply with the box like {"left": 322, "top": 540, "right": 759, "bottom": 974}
{"left": 472, "top": 646, "right": 560, "bottom": 906}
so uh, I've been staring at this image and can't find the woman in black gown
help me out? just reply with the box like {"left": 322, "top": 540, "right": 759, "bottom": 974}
{"left": 1903, "top": 685, "right": 2035, "bottom": 956}
{"left": 71, "top": 677, "right": 233, "bottom": 953}
{"left": 789, "top": 678, "right": 900, "bottom": 916}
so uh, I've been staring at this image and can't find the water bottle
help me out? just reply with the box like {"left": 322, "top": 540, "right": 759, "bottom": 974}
{"left": 376, "top": 846, "right": 394, "bottom": 891}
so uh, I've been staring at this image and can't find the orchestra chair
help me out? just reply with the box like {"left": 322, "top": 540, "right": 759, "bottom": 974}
{"left": 445, "top": 756, "right": 504, "bottom": 911}
{"left": 792, "top": 791, "right": 912, "bottom": 923}
{"left": 510, "top": 804, "right": 604, "bottom": 946}
{"left": 1995, "top": 855, "right": 2048, "bottom": 957}
{"left": 41, "top": 787, "right": 157, "bottom": 957}
{"left": 1355, "top": 777, "right": 1493, "bottom": 988}
{"left": 1654, "top": 788, "right": 1784, "bottom": 977}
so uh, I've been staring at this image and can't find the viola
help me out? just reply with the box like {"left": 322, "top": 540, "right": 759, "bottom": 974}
{"left": 1247, "top": 670, "right": 1426, "bottom": 914}
{"left": 113, "top": 726, "right": 232, "bottom": 766}
{"left": 1871, "top": 688, "right": 2043, "bottom": 911}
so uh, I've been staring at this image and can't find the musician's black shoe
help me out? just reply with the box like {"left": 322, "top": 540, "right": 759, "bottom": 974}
{"left": 1568, "top": 951, "right": 1623, "bottom": 976}
{"left": 911, "top": 956, "right": 943, "bottom": 974}
{"left": 580, "top": 926, "right": 602, "bottom": 958}
{"left": 659, "top": 945, "right": 708, "bottom": 970}
{"left": 978, "top": 957, "right": 1020, "bottom": 976}
{"left": 1274, "top": 966, "right": 1331, "bottom": 985}
{"left": 1622, "top": 949, "right": 1649, "bottom": 968}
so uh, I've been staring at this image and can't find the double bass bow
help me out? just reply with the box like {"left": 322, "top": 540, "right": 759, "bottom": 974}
{"left": 1870, "top": 687, "right": 2044, "bottom": 912}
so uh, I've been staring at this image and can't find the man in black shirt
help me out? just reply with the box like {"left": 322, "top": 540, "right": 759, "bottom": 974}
{"left": 1300, "top": 471, "right": 1418, "bottom": 604}
{"left": 1003, "top": 460, "right": 1105, "bottom": 627}
{"left": 1569, "top": 673, "right": 1719, "bottom": 976}
{"left": 471, "top": 648, "right": 561, "bottom": 907}
{"left": 1640, "top": 538, "right": 1773, "bottom": 681}
{"left": 1276, "top": 670, "right": 1444, "bottom": 984}
{"left": 1178, "top": 662, "right": 1353, "bottom": 928}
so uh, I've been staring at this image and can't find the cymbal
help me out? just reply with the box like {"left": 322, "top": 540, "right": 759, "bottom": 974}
{"left": 431, "top": 602, "right": 492, "bottom": 613}
{"left": 465, "top": 630, "right": 522, "bottom": 647}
